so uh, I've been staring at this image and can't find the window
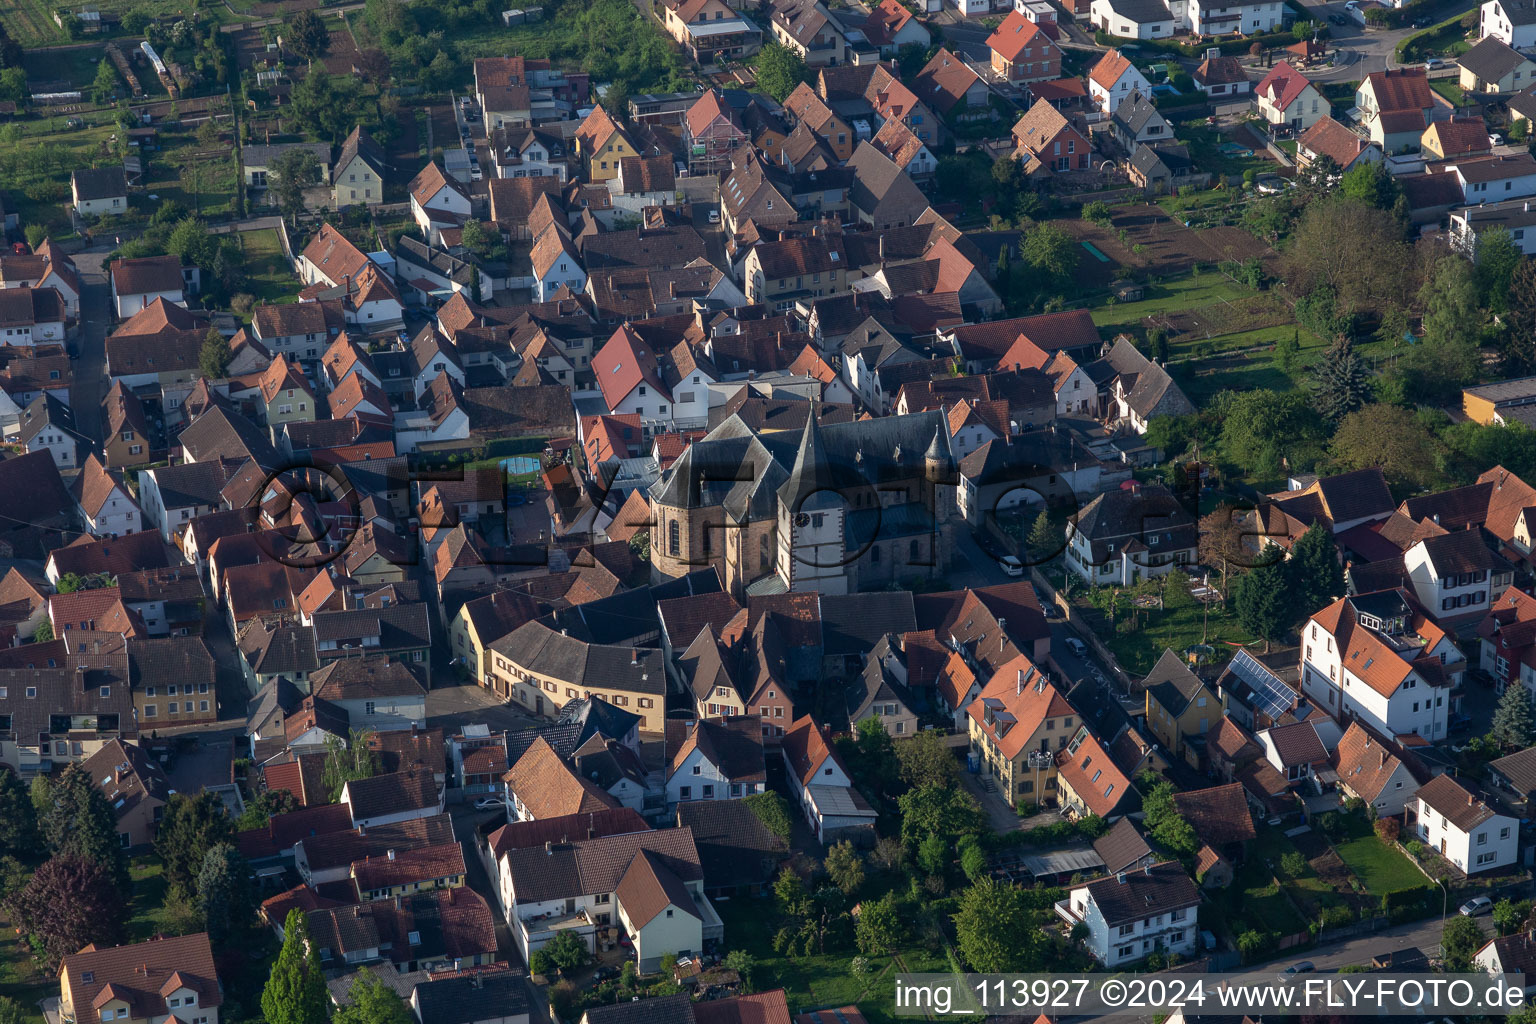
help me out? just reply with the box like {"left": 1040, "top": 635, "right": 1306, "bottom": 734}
{"left": 680, "top": 786, "right": 691, "bottom": 799}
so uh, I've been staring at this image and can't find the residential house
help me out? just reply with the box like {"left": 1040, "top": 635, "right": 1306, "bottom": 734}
{"left": 488, "top": 618, "right": 669, "bottom": 732}
{"left": 862, "top": 0, "right": 930, "bottom": 53}
{"left": 662, "top": 0, "right": 762, "bottom": 63}
{"left": 1450, "top": 196, "right": 1536, "bottom": 257}
{"left": 59, "top": 933, "right": 221, "bottom": 1024}
{"left": 72, "top": 454, "right": 142, "bottom": 537}
{"left": 666, "top": 716, "right": 767, "bottom": 805}
{"left": 1012, "top": 100, "right": 1091, "bottom": 173}
{"left": 333, "top": 126, "right": 387, "bottom": 208}
{"left": 987, "top": 11, "right": 1061, "bottom": 84}
{"left": 1053, "top": 725, "right": 1136, "bottom": 822}
{"left": 1193, "top": 55, "right": 1252, "bottom": 97}
{"left": 308, "top": 656, "right": 427, "bottom": 732}
{"left": 1411, "top": 773, "right": 1518, "bottom": 875}
{"left": 1300, "top": 588, "right": 1462, "bottom": 743}
{"left": 1091, "top": 0, "right": 1176, "bottom": 39}
{"left": 1110, "top": 90, "right": 1172, "bottom": 154}
{"left": 848, "top": 635, "right": 919, "bottom": 737}
{"left": 1094, "top": 335, "right": 1195, "bottom": 431}
{"left": 1481, "top": 0, "right": 1536, "bottom": 49}
{"left": 409, "top": 162, "right": 473, "bottom": 239}
{"left": 1254, "top": 62, "right": 1327, "bottom": 132}
{"left": 1443, "top": 153, "right": 1536, "bottom": 204}
{"left": 1460, "top": 35, "right": 1536, "bottom": 93}
{"left": 490, "top": 126, "right": 569, "bottom": 181}
{"left": 341, "top": 768, "right": 444, "bottom": 829}
{"left": 1296, "top": 115, "right": 1382, "bottom": 172}
{"left": 1332, "top": 721, "right": 1423, "bottom": 816}
{"left": 913, "top": 49, "right": 989, "bottom": 116}
{"left": 1058, "top": 862, "right": 1199, "bottom": 966}
{"left": 1357, "top": 68, "right": 1443, "bottom": 152}
{"left": 71, "top": 166, "right": 129, "bottom": 217}
{"left": 781, "top": 715, "right": 878, "bottom": 842}
{"left": 1064, "top": 482, "right": 1198, "bottom": 586}
{"left": 1143, "top": 649, "right": 1220, "bottom": 766}
{"left": 1402, "top": 529, "right": 1514, "bottom": 622}
{"left": 0, "top": 287, "right": 65, "bottom": 344}
{"left": 110, "top": 254, "right": 187, "bottom": 319}
{"left": 769, "top": 0, "right": 848, "bottom": 67}
{"left": 967, "top": 654, "right": 1078, "bottom": 805}
{"left": 574, "top": 106, "right": 636, "bottom": 183}
{"left": 19, "top": 392, "right": 85, "bottom": 468}
{"left": 846, "top": 142, "right": 930, "bottom": 229}
{"left": 82, "top": 737, "right": 169, "bottom": 849}
{"left": 1088, "top": 50, "right": 1152, "bottom": 112}
{"left": 1478, "top": 586, "right": 1536, "bottom": 697}
{"left": 101, "top": 381, "right": 152, "bottom": 469}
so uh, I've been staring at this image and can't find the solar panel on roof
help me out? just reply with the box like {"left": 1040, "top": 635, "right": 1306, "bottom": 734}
{"left": 1226, "top": 649, "right": 1294, "bottom": 720}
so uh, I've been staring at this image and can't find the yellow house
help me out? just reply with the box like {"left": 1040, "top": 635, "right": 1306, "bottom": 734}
{"left": 352, "top": 842, "right": 466, "bottom": 901}
{"left": 61, "top": 933, "right": 222, "bottom": 1024}
{"left": 574, "top": 106, "right": 636, "bottom": 183}
{"left": 452, "top": 590, "right": 540, "bottom": 694}
{"left": 1143, "top": 649, "right": 1220, "bottom": 767}
{"left": 490, "top": 618, "right": 668, "bottom": 731}
{"left": 967, "top": 653, "right": 1080, "bottom": 807}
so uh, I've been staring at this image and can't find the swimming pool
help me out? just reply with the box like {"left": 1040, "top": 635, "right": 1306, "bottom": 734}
{"left": 500, "top": 456, "right": 541, "bottom": 475}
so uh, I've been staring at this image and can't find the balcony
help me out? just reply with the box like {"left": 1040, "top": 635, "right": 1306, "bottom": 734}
{"left": 518, "top": 908, "right": 598, "bottom": 948}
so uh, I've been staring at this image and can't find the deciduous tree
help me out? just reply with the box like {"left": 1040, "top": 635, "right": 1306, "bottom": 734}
{"left": 1329, "top": 404, "right": 1441, "bottom": 491}
{"left": 894, "top": 730, "right": 956, "bottom": 790}
{"left": 333, "top": 977, "right": 413, "bottom": 1024}
{"left": 284, "top": 10, "right": 332, "bottom": 60}
{"left": 1441, "top": 914, "right": 1484, "bottom": 972}
{"left": 854, "top": 892, "right": 906, "bottom": 954}
{"left": 322, "top": 729, "right": 380, "bottom": 801}
{"left": 754, "top": 44, "right": 806, "bottom": 102}
{"left": 824, "top": 841, "right": 865, "bottom": 895}
{"left": 199, "top": 327, "right": 230, "bottom": 379}
{"left": 3, "top": 855, "right": 127, "bottom": 966}
{"left": 953, "top": 878, "right": 1040, "bottom": 972}
{"left": 269, "top": 149, "right": 320, "bottom": 223}
{"left": 1475, "top": 226, "right": 1521, "bottom": 312}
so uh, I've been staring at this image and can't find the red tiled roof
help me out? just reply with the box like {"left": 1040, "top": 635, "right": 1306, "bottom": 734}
{"left": 987, "top": 10, "right": 1050, "bottom": 63}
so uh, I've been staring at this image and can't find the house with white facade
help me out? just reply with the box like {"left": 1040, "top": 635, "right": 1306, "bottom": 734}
{"left": 1056, "top": 861, "right": 1200, "bottom": 966}
{"left": 1254, "top": 62, "right": 1328, "bottom": 132}
{"left": 1402, "top": 529, "right": 1514, "bottom": 623}
{"left": 1186, "top": 0, "right": 1282, "bottom": 34}
{"left": 71, "top": 166, "right": 128, "bottom": 217}
{"left": 487, "top": 818, "right": 723, "bottom": 973}
{"left": 341, "top": 768, "right": 444, "bottom": 830}
{"left": 409, "top": 163, "right": 473, "bottom": 240}
{"left": 1064, "top": 482, "right": 1198, "bottom": 586}
{"left": 1300, "top": 589, "right": 1461, "bottom": 744}
{"left": 665, "top": 717, "right": 767, "bottom": 807}
{"left": 308, "top": 656, "right": 428, "bottom": 733}
{"left": 72, "top": 454, "right": 142, "bottom": 538}
{"left": 109, "top": 254, "right": 188, "bottom": 319}
{"left": 1481, "top": 0, "right": 1536, "bottom": 49}
{"left": 18, "top": 392, "right": 85, "bottom": 469}
{"left": 1332, "top": 721, "right": 1423, "bottom": 817}
{"left": 591, "top": 324, "right": 713, "bottom": 436}
{"left": 1091, "top": 0, "right": 1175, "bottom": 38}
{"left": 1088, "top": 50, "right": 1152, "bottom": 112}
{"left": 1411, "top": 773, "right": 1518, "bottom": 875}
{"left": 780, "top": 715, "right": 878, "bottom": 844}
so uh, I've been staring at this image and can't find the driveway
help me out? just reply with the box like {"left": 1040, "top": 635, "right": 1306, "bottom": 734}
{"left": 1295, "top": 0, "right": 1477, "bottom": 78}
{"left": 427, "top": 682, "right": 541, "bottom": 735}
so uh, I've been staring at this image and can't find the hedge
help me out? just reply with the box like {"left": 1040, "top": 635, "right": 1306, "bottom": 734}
{"left": 1395, "top": 9, "right": 1470, "bottom": 60}
{"left": 1093, "top": 27, "right": 1300, "bottom": 57}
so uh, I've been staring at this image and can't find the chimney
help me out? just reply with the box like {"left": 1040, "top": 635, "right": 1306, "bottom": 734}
{"left": 1116, "top": 872, "right": 1126, "bottom": 884}
{"left": 631, "top": 649, "right": 639, "bottom": 665}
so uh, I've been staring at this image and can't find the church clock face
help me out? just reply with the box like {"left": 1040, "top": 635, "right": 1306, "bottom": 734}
{"left": 793, "top": 513, "right": 810, "bottom": 528}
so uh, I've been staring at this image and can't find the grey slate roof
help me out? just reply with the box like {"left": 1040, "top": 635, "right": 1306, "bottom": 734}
{"left": 820, "top": 592, "right": 917, "bottom": 657}
{"left": 412, "top": 972, "right": 531, "bottom": 1024}
{"left": 1459, "top": 36, "right": 1530, "bottom": 83}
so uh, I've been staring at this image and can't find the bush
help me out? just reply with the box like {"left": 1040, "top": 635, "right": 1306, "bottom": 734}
{"left": 1280, "top": 851, "right": 1308, "bottom": 878}
{"left": 1236, "top": 929, "right": 1273, "bottom": 963}
{"left": 1373, "top": 818, "right": 1401, "bottom": 841}
{"left": 1405, "top": 840, "right": 1425, "bottom": 859}
{"left": 1321, "top": 904, "right": 1356, "bottom": 929}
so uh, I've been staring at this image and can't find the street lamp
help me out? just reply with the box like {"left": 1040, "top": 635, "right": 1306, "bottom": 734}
{"left": 1436, "top": 876, "right": 1449, "bottom": 923}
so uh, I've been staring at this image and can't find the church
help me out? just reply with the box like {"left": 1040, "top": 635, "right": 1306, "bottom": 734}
{"left": 648, "top": 409, "right": 959, "bottom": 598}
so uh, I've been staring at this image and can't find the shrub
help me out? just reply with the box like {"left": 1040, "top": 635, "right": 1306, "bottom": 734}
{"left": 1280, "top": 851, "right": 1308, "bottom": 878}
{"left": 1317, "top": 811, "right": 1345, "bottom": 841}
{"left": 1374, "top": 818, "right": 1401, "bottom": 841}
{"left": 1405, "top": 840, "right": 1425, "bottom": 860}
{"left": 1236, "top": 929, "right": 1273, "bottom": 963}
{"left": 1321, "top": 904, "right": 1355, "bottom": 929}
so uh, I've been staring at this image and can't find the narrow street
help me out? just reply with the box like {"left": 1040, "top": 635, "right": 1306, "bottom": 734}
{"left": 69, "top": 246, "right": 114, "bottom": 447}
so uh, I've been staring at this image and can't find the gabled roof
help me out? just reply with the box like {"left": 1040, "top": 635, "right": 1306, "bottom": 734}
{"left": 110, "top": 254, "right": 183, "bottom": 297}
{"left": 504, "top": 735, "right": 622, "bottom": 818}
{"left": 1089, "top": 49, "right": 1138, "bottom": 90}
{"left": 1416, "top": 772, "right": 1504, "bottom": 832}
{"left": 62, "top": 933, "right": 221, "bottom": 1024}
{"left": 1171, "top": 782, "right": 1256, "bottom": 847}
{"left": 1054, "top": 726, "right": 1131, "bottom": 818}
{"left": 967, "top": 652, "right": 1073, "bottom": 760}
{"left": 409, "top": 161, "right": 469, "bottom": 209}
{"left": 1299, "top": 115, "right": 1376, "bottom": 168}
{"left": 1080, "top": 861, "right": 1197, "bottom": 926}
{"left": 1092, "top": 817, "right": 1153, "bottom": 874}
{"left": 987, "top": 10, "right": 1050, "bottom": 62}
{"left": 1333, "top": 720, "right": 1419, "bottom": 802}
{"left": 1256, "top": 62, "right": 1316, "bottom": 111}
{"left": 913, "top": 48, "right": 982, "bottom": 115}
{"left": 616, "top": 847, "right": 701, "bottom": 927}
{"left": 335, "top": 125, "right": 386, "bottom": 177}
{"left": 1363, "top": 68, "right": 1435, "bottom": 112}
{"left": 1460, "top": 35, "right": 1531, "bottom": 81}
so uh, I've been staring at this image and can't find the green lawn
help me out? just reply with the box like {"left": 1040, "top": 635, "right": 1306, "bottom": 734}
{"left": 715, "top": 898, "right": 948, "bottom": 1024}
{"left": 1081, "top": 589, "right": 1257, "bottom": 676}
{"left": 0, "top": 908, "right": 52, "bottom": 1024}
{"left": 235, "top": 228, "right": 301, "bottom": 307}
{"left": 1215, "top": 857, "right": 1309, "bottom": 938}
{"left": 1091, "top": 275, "right": 1253, "bottom": 332}
{"left": 1331, "top": 821, "right": 1425, "bottom": 894}
{"left": 1431, "top": 79, "right": 1467, "bottom": 105}
{"left": 128, "top": 855, "right": 174, "bottom": 941}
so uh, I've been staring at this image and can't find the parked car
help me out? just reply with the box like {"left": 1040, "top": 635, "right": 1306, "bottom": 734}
{"left": 1491, "top": 132, "right": 1505, "bottom": 145}
{"left": 1284, "top": 962, "right": 1316, "bottom": 975}
{"left": 998, "top": 554, "right": 1024, "bottom": 576}
{"left": 1424, "top": 57, "right": 1444, "bottom": 68}
{"left": 472, "top": 796, "right": 502, "bottom": 810}
{"left": 1328, "top": 13, "right": 1347, "bottom": 24}
{"left": 1064, "top": 637, "right": 1087, "bottom": 657}
{"left": 1461, "top": 897, "right": 1494, "bottom": 916}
